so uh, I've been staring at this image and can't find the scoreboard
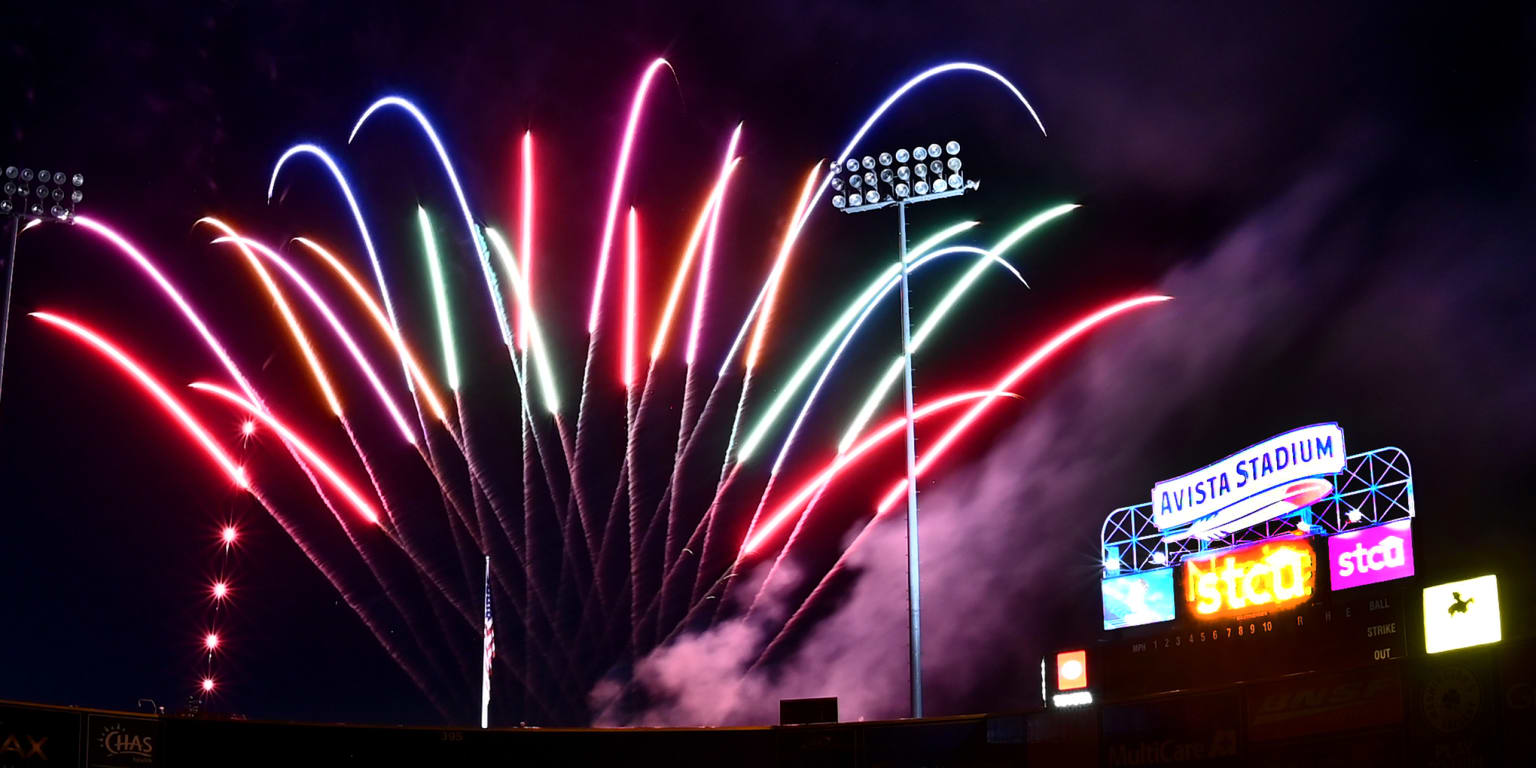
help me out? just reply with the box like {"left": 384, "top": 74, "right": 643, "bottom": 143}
{"left": 1076, "top": 429, "right": 1425, "bottom": 705}
{"left": 1097, "top": 575, "right": 1410, "bottom": 701}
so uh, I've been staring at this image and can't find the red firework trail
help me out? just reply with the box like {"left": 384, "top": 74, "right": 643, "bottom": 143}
{"left": 84, "top": 212, "right": 532, "bottom": 701}
{"left": 188, "top": 382, "right": 381, "bottom": 524}
{"left": 744, "top": 296, "right": 1173, "bottom": 671}
{"left": 873, "top": 295, "right": 1173, "bottom": 514}
{"left": 643, "top": 391, "right": 1019, "bottom": 634}
{"left": 28, "top": 312, "right": 458, "bottom": 716}
{"left": 67, "top": 217, "right": 370, "bottom": 538}
{"left": 69, "top": 213, "right": 456, "bottom": 599}
{"left": 29, "top": 312, "right": 248, "bottom": 489}
{"left": 190, "top": 380, "right": 477, "bottom": 699}
{"left": 741, "top": 391, "right": 1024, "bottom": 620}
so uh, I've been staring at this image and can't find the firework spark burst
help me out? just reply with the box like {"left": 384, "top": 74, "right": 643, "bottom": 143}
{"left": 22, "top": 60, "right": 1173, "bottom": 725}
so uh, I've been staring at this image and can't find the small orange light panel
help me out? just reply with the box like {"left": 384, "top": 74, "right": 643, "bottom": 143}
{"left": 1183, "top": 538, "right": 1315, "bottom": 620}
{"left": 1056, "top": 650, "right": 1088, "bottom": 691}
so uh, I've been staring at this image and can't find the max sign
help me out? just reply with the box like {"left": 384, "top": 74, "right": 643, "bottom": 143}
{"left": 1153, "top": 423, "right": 1345, "bottom": 540}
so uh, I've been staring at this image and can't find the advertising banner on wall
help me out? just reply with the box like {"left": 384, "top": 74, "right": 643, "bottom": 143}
{"left": 1412, "top": 655, "right": 1501, "bottom": 767}
{"left": 1327, "top": 519, "right": 1415, "bottom": 591}
{"left": 0, "top": 704, "right": 79, "bottom": 768}
{"left": 1244, "top": 664, "right": 1404, "bottom": 743}
{"left": 1102, "top": 692, "right": 1241, "bottom": 767}
{"left": 86, "top": 714, "right": 158, "bottom": 767}
{"left": 1102, "top": 568, "right": 1177, "bottom": 630}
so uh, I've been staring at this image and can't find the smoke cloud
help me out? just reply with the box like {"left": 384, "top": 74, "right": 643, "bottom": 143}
{"left": 596, "top": 131, "right": 1536, "bottom": 725}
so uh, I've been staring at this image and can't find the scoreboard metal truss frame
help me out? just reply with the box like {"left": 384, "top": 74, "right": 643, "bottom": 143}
{"left": 1101, "top": 446, "right": 1415, "bottom": 577}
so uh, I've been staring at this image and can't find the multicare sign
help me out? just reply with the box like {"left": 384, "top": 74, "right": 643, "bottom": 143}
{"left": 1153, "top": 423, "right": 1345, "bottom": 540}
{"left": 1328, "top": 520, "right": 1415, "bottom": 590}
{"left": 1101, "top": 568, "right": 1176, "bottom": 630}
{"left": 1183, "top": 538, "right": 1315, "bottom": 620}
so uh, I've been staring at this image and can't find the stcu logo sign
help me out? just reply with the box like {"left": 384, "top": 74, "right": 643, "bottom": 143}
{"left": 0, "top": 732, "right": 48, "bottom": 760}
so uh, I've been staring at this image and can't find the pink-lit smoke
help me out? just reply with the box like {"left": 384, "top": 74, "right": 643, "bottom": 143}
{"left": 593, "top": 163, "right": 1369, "bottom": 726}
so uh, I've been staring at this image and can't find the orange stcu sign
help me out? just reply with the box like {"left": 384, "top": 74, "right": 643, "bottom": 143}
{"left": 1184, "top": 538, "right": 1315, "bottom": 619}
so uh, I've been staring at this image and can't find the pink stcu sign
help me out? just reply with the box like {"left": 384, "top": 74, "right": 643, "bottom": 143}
{"left": 1327, "top": 519, "right": 1415, "bottom": 590}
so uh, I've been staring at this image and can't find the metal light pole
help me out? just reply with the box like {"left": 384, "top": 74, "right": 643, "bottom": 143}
{"left": 829, "top": 142, "right": 974, "bottom": 718}
{"left": 0, "top": 165, "right": 84, "bottom": 408}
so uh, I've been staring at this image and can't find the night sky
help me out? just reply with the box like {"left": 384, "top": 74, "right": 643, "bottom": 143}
{"left": 2, "top": 1, "right": 1534, "bottom": 726}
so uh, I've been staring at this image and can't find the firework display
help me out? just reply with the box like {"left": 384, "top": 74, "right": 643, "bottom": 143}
{"left": 21, "top": 59, "right": 1171, "bottom": 723}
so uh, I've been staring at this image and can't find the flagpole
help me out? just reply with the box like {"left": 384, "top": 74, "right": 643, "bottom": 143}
{"left": 481, "top": 554, "right": 491, "bottom": 729}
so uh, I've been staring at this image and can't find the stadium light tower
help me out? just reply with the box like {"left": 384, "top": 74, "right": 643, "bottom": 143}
{"left": 828, "top": 141, "right": 974, "bottom": 719}
{"left": 1, "top": 165, "right": 84, "bottom": 407}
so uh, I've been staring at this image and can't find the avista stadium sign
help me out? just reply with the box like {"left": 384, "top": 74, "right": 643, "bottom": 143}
{"left": 1152, "top": 423, "right": 1345, "bottom": 539}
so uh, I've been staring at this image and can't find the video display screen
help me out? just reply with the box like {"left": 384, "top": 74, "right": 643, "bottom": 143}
{"left": 1102, "top": 568, "right": 1176, "bottom": 630}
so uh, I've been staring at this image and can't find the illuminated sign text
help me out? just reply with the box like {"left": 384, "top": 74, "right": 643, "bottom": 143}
{"left": 1153, "top": 424, "right": 1345, "bottom": 538}
{"left": 0, "top": 734, "right": 48, "bottom": 760}
{"left": 1328, "top": 520, "right": 1415, "bottom": 590}
{"left": 1184, "top": 539, "right": 1315, "bottom": 619}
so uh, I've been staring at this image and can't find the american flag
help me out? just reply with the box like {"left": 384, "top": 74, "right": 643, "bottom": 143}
{"left": 483, "top": 578, "right": 496, "bottom": 673}
{"left": 481, "top": 557, "right": 494, "bottom": 727}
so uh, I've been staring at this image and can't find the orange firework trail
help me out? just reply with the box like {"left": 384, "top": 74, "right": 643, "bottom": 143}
{"left": 206, "top": 230, "right": 418, "bottom": 445}
{"left": 291, "top": 237, "right": 450, "bottom": 424}
{"left": 650, "top": 156, "right": 743, "bottom": 364}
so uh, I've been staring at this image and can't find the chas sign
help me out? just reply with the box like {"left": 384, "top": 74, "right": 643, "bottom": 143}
{"left": 1153, "top": 423, "right": 1344, "bottom": 540}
